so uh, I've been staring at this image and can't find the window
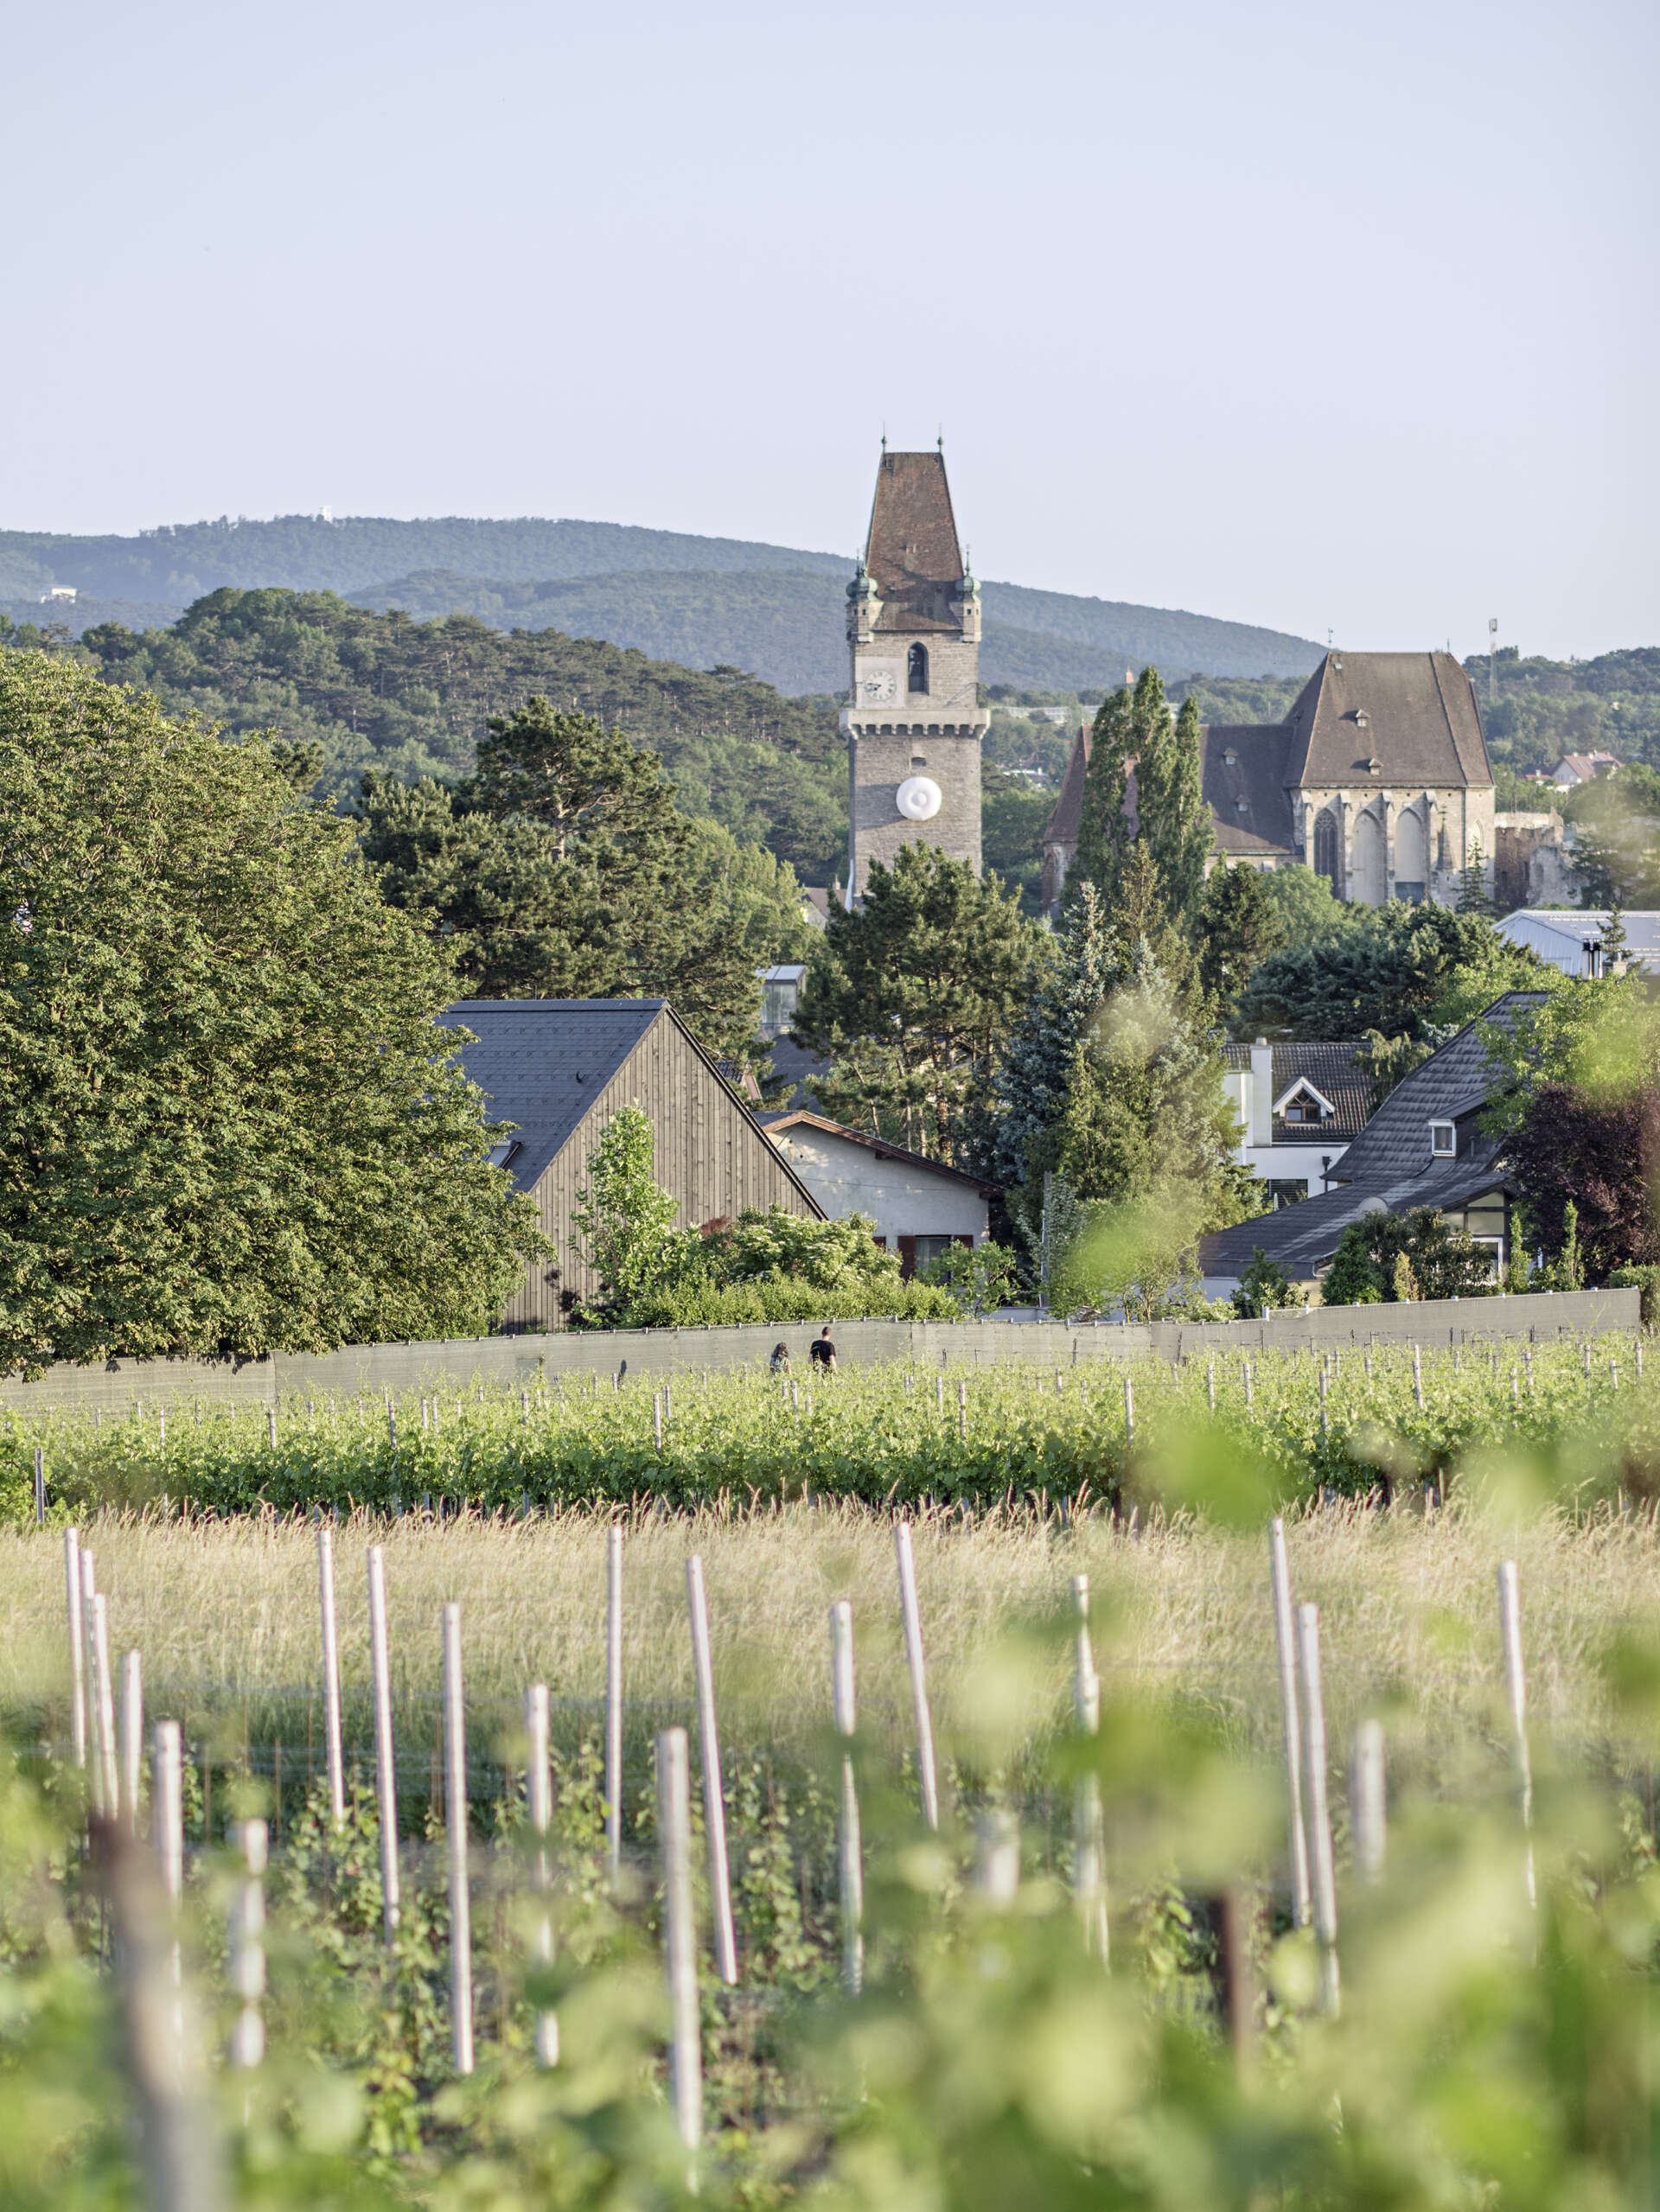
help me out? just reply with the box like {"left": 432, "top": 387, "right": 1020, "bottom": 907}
{"left": 1393, "top": 882, "right": 1426, "bottom": 905}
{"left": 1428, "top": 1120, "right": 1455, "bottom": 1157}
{"left": 910, "top": 754, "right": 927, "bottom": 768}
{"left": 486, "top": 1139, "right": 521, "bottom": 1170}
{"left": 907, "top": 643, "right": 929, "bottom": 694}
{"left": 1313, "top": 809, "right": 1339, "bottom": 891}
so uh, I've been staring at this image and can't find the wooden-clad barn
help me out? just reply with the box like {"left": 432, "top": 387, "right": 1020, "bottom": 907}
{"left": 437, "top": 998, "right": 824, "bottom": 1330}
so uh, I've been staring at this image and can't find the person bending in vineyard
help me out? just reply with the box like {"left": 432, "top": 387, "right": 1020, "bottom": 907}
{"left": 769, "top": 1342, "right": 791, "bottom": 1376}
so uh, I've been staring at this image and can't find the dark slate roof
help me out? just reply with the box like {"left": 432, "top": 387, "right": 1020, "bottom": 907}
{"left": 1203, "top": 724, "right": 1298, "bottom": 856}
{"left": 1044, "top": 725, "right": 1090, "bottom": 849}
{"left": 1221, "top": 1041, "right": 1373, "bottom": 1142}
{"left": 1327, "top": 991, "right": 1542, "bottom": 1182}
{"left": 1200, "top": 991, "right": 1542, "bottom": 1277}
{"left": 761, "top": 1112, "right": 1000, "bottom": 1196}
{"left": 1199, "top": 1160, "right": 1514, "bottom": 1279}
{"left": 436, "top": 998, "right": 666, "bottom": 1193}
{"left": 865, "top": 450, "right": 965, "bottom": 634}
{"left": 1282, "top": 651, "right": 1492, "bottom": 791}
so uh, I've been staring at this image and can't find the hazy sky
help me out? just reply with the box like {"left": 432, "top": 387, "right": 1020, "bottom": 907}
{"left": 3, "top": 0, "right": 1653, "bottom": 657}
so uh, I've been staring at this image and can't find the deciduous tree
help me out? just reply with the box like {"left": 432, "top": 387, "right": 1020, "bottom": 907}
{"left": 0, "top": 654, "right": 547, "bottom": 1373}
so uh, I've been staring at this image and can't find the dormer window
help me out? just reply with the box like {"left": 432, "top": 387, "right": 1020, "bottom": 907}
{"left": 1429, "top": 1121, "right": 1455, "bottom": 1157}
{"left": 1274, "top": 1078, "right": 1336, "bottom": 1127}
{"left": 1223, "top": 747, "right": 1238, "bottom": 767}
{"left": 907, "top": 643, "right": 929, "bottom": 694}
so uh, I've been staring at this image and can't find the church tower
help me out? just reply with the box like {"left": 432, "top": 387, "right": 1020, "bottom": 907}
{"left": 841, "top": 447, "right": 987, "bottom": 901}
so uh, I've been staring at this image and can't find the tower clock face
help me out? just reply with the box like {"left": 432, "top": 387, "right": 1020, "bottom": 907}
{"left": 858, "top": 660, "right": 902, "bottom": 704}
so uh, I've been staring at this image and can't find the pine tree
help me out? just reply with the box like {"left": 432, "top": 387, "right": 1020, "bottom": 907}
{"left": 1456, "top": 834, "right": 1494, "bottom": 916}
{"left": 1138, "top": 692, "right": 1213, "bottom": 922}
{"left": 993, "top": 880, "right": 1117, "bottom": 1182}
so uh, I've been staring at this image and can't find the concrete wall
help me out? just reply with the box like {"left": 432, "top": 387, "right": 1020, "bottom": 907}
{"left": 763, "top": 1124, "right": 988, "bottom": 1245}
{"left": 0, "top": 1287, "right": 1637, "bottom": 1415}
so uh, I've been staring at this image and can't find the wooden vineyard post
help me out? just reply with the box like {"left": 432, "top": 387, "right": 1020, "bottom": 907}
{"left": 119, "top": 1651, "right": 144, "bottom": 1836}
{"left": 1123, "top": 1374, "right": 1134, "bottom": 1444}
{"left": 1350, "top": 1718, "right": 1386, "bottom": 1883}
{"left": 65, "top": 1527, "right": 86, "bottom": 1771}
{"left": 80, "top": 1552, "right": 102, "bottom": 1814}
{"left": 685, "top": 1555, "right": 737, "bottom": 1984}
{"left": 525, "top": 1683, "right": 558, "bottom": 2065}
{"left": 33, "top": 1444, "right": 44, "bottom": 1523}
{"left": 1294, "top": 1603, "right": 1340, "bottom": 2017}
{"left": 829, "top": 1601, "right": 863, "bottom": 1994}
{"left": 893, "top": 1520, "right": 940, "bottom": 1830}
{"left": 605, "top": 1526, "right": 623, "bottom": 1890}
{"left": 229, "top": 1819, "right": 267, "bottom": 2071}
{"left": 974, "top": 1808, "right": 1020, "bottom": 1903}
{"left": 316, "top": 1526, "right": 346, "bottom": 1827}
{"left": 1071, "top": 1573, "right": 1108, "bottom": 1961}
{"left": 153, "top": 1718, "right": 185, "bottom": 2019}
{"left": 92, "top": 1592, "right": 119, "bottom": 1821}
{"left": 655, "top": 1727, "right": 701, "bottom": 2171}
{"left": 366, "top": 1546, "right": 400, "bottom": 1942}
{"left": 100, "top": 1807, "right": 226, "bottom": 2212}
{"left": 1208, "top": 1360, "right": 1216, "bottom": 1414}
{"left": 1268, "top": 1520, "right": 1312, "bottom": 1927}
{"left": 1497, "top": 1559, "right": 1537, "bottom": 1909}
{"left": 442, "top": 1604, "right": 474, "bottom": 2075}
{"left": 1413, "top": 1343, "right": 1424, "bottom": 1411}
{"left": 654, "top": 1392, "right": 664, "bottom": 1455}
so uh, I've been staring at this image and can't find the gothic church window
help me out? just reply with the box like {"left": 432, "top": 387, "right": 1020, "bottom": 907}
{"left": 1313, "top": 808, "right": 1339, "bottom": 891}
{"left": 907, "top": 644, "right": 929, "bottom": 694}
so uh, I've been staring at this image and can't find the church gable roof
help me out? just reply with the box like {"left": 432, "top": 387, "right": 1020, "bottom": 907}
{"left": 865, "top": 450, "right": 964, "bottom": 633}
{"left": 1283, "top": 650, "right": 1493, "bottom": 791}
{"left": 1203, "top": 724, "right": 1298, "bottom": 856}
{"left": 1044, "top": 724, "right": 1091, "bottom": 848}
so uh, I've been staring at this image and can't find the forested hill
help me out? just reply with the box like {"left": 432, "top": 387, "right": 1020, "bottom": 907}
{"left": 69, "top": 589, "right": 849, "bottom": 882}
{"left": 0, "top": 511, "right": 1323, "bottom": 689}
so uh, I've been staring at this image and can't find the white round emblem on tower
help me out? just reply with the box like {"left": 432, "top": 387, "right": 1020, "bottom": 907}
{"left": 896, "top": 775, "right": 942, "bottom": 822}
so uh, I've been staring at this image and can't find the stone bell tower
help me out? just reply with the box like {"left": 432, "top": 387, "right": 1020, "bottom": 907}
{"left": 840, "top": 446, "right": 988, "bottom": 902}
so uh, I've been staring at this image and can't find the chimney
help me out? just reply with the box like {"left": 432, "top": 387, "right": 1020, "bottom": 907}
{"left": 1251, "top": 1039, "right": 1274, "bottom": 1146}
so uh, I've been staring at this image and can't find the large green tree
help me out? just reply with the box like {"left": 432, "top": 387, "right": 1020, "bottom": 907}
{"left": 357, "top": 699, "right": 808, "bottom": 1062}
{"left": 0, "top": 654, "right": 547, "bottom": 1372}
{"left": 792, "top": 845, "right": 1044, "bottom": 1166}
{"left": 1196, "top": 858, "right": 1285, "bottom": 1013}
{"left": 1235, "top": 902, "right": 1545, "bottom": 1042}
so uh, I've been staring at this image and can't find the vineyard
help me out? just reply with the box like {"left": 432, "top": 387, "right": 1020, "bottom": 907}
{"left": 3, "top": 1342, "right": 1660, "bottom": 2209}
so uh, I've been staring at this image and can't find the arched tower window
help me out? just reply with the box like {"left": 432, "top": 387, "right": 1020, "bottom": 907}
{"left": 1313, "top": 808, "right": 1340, "bottom": 891}
{"left": 907, "top": 643, "right": 929, "bottom": 695}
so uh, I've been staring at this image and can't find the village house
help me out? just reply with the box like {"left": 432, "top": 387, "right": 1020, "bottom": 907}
{"left": 760, "top": 1111, "right": 994, "bottom": 1274}
{"left": 1223, "top": 1040, "right": 1371, "bottom": 1203}
{"left": 1198, "top": 993, "right": 1542, "bottom": 1302}
{"left": 439, "top": 998, "right": 822, "bottom": 1330}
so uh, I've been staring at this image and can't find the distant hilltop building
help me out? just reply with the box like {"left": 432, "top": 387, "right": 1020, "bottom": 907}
{"left": 842, "top": 448, "right": 987, "bottom": 900}
{"left": 1044, "top": 650, "right": 1497, "bottom": 916}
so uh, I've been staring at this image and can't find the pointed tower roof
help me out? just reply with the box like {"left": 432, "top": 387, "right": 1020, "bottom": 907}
{"left": 863, "top": 450, "right": 964, "bottom": 633}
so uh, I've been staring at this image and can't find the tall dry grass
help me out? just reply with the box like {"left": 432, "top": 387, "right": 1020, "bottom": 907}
{"left": 4, "top": 1497, "right": 1657, "bottom": 1791}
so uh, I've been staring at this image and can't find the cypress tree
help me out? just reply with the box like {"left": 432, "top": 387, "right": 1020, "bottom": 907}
{"left": 1072, "top": 689, "right": 1133, "bottom": 904}
{"left": 1138, "top": 692, "right": 1213, "bottom": 922}
{"left": 1197, "top": 858, "right": 1285, "bottom": 1013}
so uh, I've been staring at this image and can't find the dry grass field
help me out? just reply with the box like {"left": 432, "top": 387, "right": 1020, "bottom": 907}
{"left": 4, "top": 1495, "right": 1655, "bottom": 1791}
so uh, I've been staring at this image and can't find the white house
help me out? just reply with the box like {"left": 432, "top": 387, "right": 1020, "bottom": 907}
{"left": 1497, "top": 908, "right": 1660, "bottom": 977}
{"left": 1222, "top": 1042, "right": 1371, "bottom": 1202}
{"left": 762, "top": 1112, "right": 993, "bottom": 1276}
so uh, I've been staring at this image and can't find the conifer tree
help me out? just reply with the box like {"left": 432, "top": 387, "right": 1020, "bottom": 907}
{"left": 1456, "top": 834, "right": 1495, "bottom": 916}
{"left": 993, "top": 881, "right": 1117, "bottom": 1182}
{"left": 1197, "top": 858, "right": 1285, "bottom": 1013}
{"left": 1137, "top": 692, "right": 1213, "bottom": 922}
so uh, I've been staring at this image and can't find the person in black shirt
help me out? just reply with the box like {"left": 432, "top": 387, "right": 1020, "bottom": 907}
{"left": 808, "top": 1324, "right": 837, "bottom": 1374}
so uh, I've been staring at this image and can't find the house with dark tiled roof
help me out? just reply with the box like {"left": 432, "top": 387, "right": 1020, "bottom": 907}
{"left": 437, "top": 998, "right": 822, "bottom": 1329}
{"left": 1222, "top": 1040, "right": 1371, "bottom": 1202}
{"left": 1042, "top": 651, "right": 1497, "bottom": 919}
{"left": 1198, "top": 991, "right": 1542, "bottom": 1297}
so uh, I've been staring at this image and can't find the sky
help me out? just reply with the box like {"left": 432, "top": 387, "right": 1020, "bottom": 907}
{"left": 2, "top": 0, "right": 1654, "bottom": 659}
